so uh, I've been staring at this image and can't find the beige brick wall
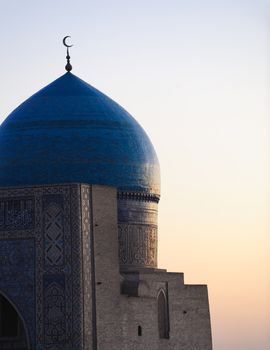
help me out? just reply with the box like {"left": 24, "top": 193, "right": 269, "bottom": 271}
{"left": 118, "top": 271, "right": 212, "bottom": 350}
{"left": 90, "top": 185, "right": 122, "bottom": 350}
{"left": 82, "top": 185, "right": 212, "bottom": 350}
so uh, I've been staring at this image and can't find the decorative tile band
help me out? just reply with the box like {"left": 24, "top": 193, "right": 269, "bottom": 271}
{"left": 117, "top": 191, "right": 160, "bottom": 203}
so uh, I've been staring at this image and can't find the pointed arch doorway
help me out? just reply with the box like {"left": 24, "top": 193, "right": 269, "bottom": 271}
{"left": 0, "top": 293, "right": 29, "bottom": 350}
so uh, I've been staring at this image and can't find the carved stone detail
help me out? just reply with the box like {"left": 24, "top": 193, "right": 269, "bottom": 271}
{"left": 81, "top": 185, "right": 92, "bottom": 349}
{"left": 118, "top": 224, "right": 157, "bottom": 268}
{"left": 118, "top": 190, "right": 159, "bottom": 270}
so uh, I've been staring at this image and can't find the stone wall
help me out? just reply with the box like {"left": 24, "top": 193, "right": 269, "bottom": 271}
{"left": 119, "top": 271, "right": 212, "bottom": 350}
{"left": 0, "top": 184, "right": 212, "bottom": 350}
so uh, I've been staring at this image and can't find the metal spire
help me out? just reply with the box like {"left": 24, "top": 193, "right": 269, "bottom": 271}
{"left": 63, "top": 36, "right": 73, "bottom": 72}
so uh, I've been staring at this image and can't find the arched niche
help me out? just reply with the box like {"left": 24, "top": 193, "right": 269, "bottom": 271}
{"left": 0, "top": 293, "right": 29, "bottom": 350}
{"left": 157, "top": 289, "right": 170, "bottom": 339}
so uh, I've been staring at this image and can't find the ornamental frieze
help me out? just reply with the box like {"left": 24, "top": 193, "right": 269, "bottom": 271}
{"left": 118, "top": 224, "right": 157, "bottom": 268}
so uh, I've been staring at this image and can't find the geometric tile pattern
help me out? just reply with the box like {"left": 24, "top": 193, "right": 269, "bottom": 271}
{"left": 118, "top": 224, "right": 157, "bottom": 267}
{"left": 0, "top": 197, "right": 34, "bottom": 231}
{"left": 44, "top": 203, "right": 64, "bottom": 266}
{"left": 0, "top": 184, "right": 86, "bottom": 350}
{"left": 0, "top": 238, "right": 35, "bottom": 349}
{"left": 44, "top": 278, "right": 66, "bottom": 344}
{"left": 81, "top": 185, "right": 92, "bottom": 350}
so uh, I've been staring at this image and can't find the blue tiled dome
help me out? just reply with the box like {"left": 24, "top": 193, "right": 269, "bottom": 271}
{"left": 0, "top": 73, "right": 160, "bottom": 194}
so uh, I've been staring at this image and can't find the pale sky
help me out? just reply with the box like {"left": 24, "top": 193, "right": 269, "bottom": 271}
{"left": 0, "top": 1, "right": 269, "bottom": 349}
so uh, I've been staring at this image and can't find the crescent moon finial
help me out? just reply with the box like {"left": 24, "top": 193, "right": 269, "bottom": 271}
{"left": 63, "top": 36, "right": 73, "bottom": 72}
{"left": 63, "top": 36, "right": 73, "bottom": 48}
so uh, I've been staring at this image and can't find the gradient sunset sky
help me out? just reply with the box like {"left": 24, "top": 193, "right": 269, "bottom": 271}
{"left": 0, "top": 1, "right": 269, "bottom": 349}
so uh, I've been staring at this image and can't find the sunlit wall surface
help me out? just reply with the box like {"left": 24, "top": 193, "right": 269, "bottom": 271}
{"left": 0, "top": 1, "right": 269, "bottom": 349}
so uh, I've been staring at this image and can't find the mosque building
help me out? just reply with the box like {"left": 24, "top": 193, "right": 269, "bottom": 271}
{"left": 0, "top": 40, "right": 212, "bottom": 350}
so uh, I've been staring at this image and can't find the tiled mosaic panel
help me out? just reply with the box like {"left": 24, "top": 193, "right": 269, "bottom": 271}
{"left": 0, "top": 197, "right": 34, "bottom": 231}
{"left": 0, "top": 238, "right": 35, "bottom": 347}
{"left": 0, "top": 185, "right": 84, "bottom": 350}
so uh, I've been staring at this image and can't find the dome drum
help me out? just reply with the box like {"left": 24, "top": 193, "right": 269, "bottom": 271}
{"left": 118, "top": 191, "right": 158, "bottom": 270}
